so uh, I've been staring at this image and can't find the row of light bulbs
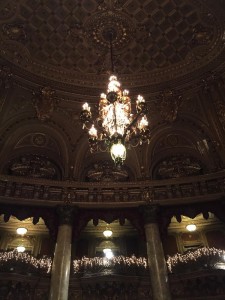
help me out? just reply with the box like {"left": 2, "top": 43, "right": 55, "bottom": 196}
{"left": 14, "top": 224, "right": 196, "bottom": 255}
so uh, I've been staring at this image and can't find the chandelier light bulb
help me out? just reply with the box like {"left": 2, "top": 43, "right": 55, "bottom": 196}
{"left": 89, "top": 124, "right": 98, "bottom": 138}
{"left": 16, "top": 227, "right": 28, "bottom": 235}
{"left": 137, "top": 95, "right": 145, "bottom": 103}
{"left": 139, "top": 116, "right": 149, "bottom": 130}
{"left": 186, "top": 224, "right": 197, "bottom": 232}
{"left": 123, "top": 89, "right": 129, "bottom": 96}
{"left": 82, "top": 102, "right": 90, "bottom": 111}
{"left": 103, "top": 229, "right": 113, "bottom": 238}
{"left": 17, "top": 246, "right": 26, "bottom": 253}
{"left": 100, "top": 93, "right": 106, "bottom": 99}
{"left": 110, "top": 140, "right": 126, "bottom": 165}
{"left": 108, "top": 75, "right": 120, "bottom": 93}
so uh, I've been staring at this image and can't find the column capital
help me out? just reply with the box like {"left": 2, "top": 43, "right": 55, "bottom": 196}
{"left": 57, "top": 205, "right": 77, "bottom": 225}
{"left": 140, "top": 205, "right": 159, "bottom": 224}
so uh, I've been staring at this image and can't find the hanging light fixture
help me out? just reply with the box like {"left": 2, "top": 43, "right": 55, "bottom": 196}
{"left": 16, "top": 227, "right": 28, "bottom": 235}
{"left": 103, "top": 229, "right": 113, "bottom": 238}
{"left": 186, "top": 224, "right": 197, "bottom": 232}
{"left": 80, "top": 30, "right": 150, "bottom": 167}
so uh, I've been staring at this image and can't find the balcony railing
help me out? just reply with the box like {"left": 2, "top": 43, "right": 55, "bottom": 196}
{"left": 0, "top": 170, "right": 224, "bottom": 207}
{"left": 0, "top": 251, "right": 225, "bottom": 300}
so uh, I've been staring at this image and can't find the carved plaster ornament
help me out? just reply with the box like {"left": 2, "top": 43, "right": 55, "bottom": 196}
{"left": 2, "top": 23, "right": 26, "bottom": 42}
{"left": 200, "top": 72, "right": 224, "bottom": 137}
{"left": 158, "top": 90, "right": 183, "bottom": 123}
{"left": 192, "top": 25, "right": 212, "bottom": 46}
{"left": 33, "top": 86, "right": 55, "bottom": 121}
{"left": 86, "top": 160, "right": 128, "bottom": 182}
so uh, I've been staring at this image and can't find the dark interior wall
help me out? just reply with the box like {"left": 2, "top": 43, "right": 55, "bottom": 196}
{"left": 205, "top": 230, "right": 225, "bottom": 249}
{"left": 39, "top": 236, "right": 55, "bottom": 256}
{"left": 163, "top": 234, "right": 178, "bottom": 256}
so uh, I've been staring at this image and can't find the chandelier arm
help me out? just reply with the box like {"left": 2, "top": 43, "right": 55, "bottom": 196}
{"left": 113, "top": 103, "right": 118, "bottom": 133}
{"left": 83, "top": 120, "right": 93, "bottom": 131}
{"left": 123, "top": 110, "right": 143, "bottom": 137}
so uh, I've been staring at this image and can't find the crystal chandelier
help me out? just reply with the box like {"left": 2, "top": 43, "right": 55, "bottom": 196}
{"left": 80, "top": 31, "right": 150, "bottom": 167}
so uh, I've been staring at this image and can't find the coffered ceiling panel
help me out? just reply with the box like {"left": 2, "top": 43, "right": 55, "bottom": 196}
{"left": 0, "top": 0, "right": 225, "bottom": 88}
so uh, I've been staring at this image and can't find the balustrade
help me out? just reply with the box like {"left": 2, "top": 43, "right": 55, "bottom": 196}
{"left": 0, "top": 170, "right": 225, "bottom": 207}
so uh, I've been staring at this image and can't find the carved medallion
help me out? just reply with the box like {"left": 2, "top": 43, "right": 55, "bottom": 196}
{"left": 2, "top": 23, "right": 26, "bottom": 42}
{"left": 84, "top": 11, "right": 135, "bottom": 52}
{"left": 32, "top": 134, "right": 47, "bottom": 147}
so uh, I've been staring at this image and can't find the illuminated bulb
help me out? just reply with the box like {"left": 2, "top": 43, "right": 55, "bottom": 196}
{"left": 89, "top": 125, "right": 97, "bottom": 138}
{"left": 186, "top": 224, "right": 197, "bottom": 232}
{"left": 110, "top": 140, "right": 126, "bottom": 164}
{"left": 103, "top": 248, "right": 111, "bottom": 254}
{"left": 138, "top": 115, "right": 148, "bottom": 130}
{"left": 16, "top": 227, "right": 28, "bottom": 235}
{"left": 103, "top": 248, "right": 114, "bottom": 259}
{"left": 123, "top": 89, "right": 129, "bottom": 96}
{"left": 108, "top": 75, "right": 120, "bottom": 93}
{"left": 17, "top": 246, "right": 25, "bottom": 253}
{"left": 137, "top": 95, "right": 145, "bottom": 103}
{"left": 100, "top": 93, "right": 106, "bottom": 99}
{"left": 82, "top": 102, "right": 90, "bottom": 111}
{"left": 103, "top": 230, "right": 113, "bottom": 238}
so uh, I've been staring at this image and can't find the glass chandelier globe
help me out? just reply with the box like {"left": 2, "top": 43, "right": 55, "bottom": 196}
{"left": 110, "top": 139, "right": 126, "bottom": 167}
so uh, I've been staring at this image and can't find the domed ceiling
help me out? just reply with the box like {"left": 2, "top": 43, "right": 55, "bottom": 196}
{"left": 1, "top": 0, "right": 225, "bottom": 90}
{"left": 0, "top": 0, "right": 225, "bottom": 182}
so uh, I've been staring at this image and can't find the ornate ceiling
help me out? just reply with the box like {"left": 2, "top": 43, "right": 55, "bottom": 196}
{"left": 1, "top": 0, "right": 225, "bottom": 89}
{"left": 0, "top": 1, "right": 225, "bottom": 184}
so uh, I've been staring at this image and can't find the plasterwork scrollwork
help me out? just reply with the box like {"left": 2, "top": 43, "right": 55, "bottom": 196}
{"left": 33, "top": 87, "right": 56, "bottom": 121}
{"left": 2, "top": 23, "right": 26, "bottom": 42}
{"left": 157, "top": 90, "right": 183, "bottom": 123}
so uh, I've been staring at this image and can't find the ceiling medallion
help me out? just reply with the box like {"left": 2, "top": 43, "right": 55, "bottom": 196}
{"left": 71, "top": 10, "right": 135, "bottom": 53}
